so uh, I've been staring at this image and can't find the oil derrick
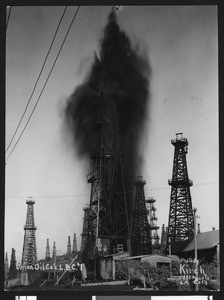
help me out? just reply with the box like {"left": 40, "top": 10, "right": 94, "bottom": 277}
{"left": 146, "top": 197, "right": 160, "bottom": 248}
{"left": 81, "top": 206, "right": 91, "bottom": 253}
{"left": 53, "top": 241, "right": 56, "bottom": 258}
{"left": 21, "top": 198, "right": 37, "bottom": 267}
{"left": 9, "top": 248, "right": 17, "bottom": 279}
{"left": 83, "top": 86, "right": 130, "bottom": 262}
{"left": 167, "top": 133, "right": 194, "bottom": 253}
{"left": 67, "top": 236, "right": 72, "bottom": 255}
{"left": 131, "top": 176, "right": 152, "bottom": 256}
{"left": 45, "top": 239, "right": 50, "bottom": 261}
{"left": 72, "top": 234, "right": 77, "bottom": 254}
{"left": 160, "top": 224, "right": 167, "bottom": 246}
{"left": 4, "top": 252, "right": 9, "bottom": 280}
{"left": 52, "top": 242, "right": 57, "bottom": 275}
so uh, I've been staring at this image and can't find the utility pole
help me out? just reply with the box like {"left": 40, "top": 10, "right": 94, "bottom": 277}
{"left": 193, "top": 207, "right": 198, "bottom": 291}
{"left": 168, "top": 237, "right": 172, "bottom": 278}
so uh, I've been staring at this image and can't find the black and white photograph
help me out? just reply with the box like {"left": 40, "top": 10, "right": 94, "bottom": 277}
{"left": 5, "top": 5, "right": 219, "bottom": 293}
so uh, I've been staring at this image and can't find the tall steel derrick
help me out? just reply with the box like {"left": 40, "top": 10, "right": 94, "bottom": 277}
{"left": 81, "top": 206, "right": 91, "bottom": 253}
{"left": 9, "top": 248, "right": 17, "bottom": 279}
{"left": 131, "top": 176, "right": 152, "bottom": 256}
{"left": 72, "top": 233, "right": 78, "bottom": 254}
{"left": 167, "top": 133, "right": 194, "bottom": 253}
{"left": 82, "top": 98, "right": 130, "bottom": 260}
{"left": 21, "top": 198, "right": 37, "bottom": 267}
{"left": 161, "top": 224, "right": 168, "bottom": 246}
{"left": 45, "top": 238, "right": 50, "bottom": 261}
{"left": 4, "top": 252, "right": 9, "bottom": 280}
{"left": 146, "top": 197, "right": 159, "bottom": 247}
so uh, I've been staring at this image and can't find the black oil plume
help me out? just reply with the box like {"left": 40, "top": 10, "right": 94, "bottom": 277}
{"left": 65, "top": 11, "right": 150, "bottom": 215}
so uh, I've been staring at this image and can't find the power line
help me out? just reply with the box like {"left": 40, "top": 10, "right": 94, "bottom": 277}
{"left": 6, "top": 6, "right": 68, "bottom": 154}
{"left": 5, "top": 181, "right": 218, "bottom": 199}
{"left": 5, "top": 6, "right": 80, "bottom": 162}
{"left": 6, "top": 6, "right": 12, "bottom": 30}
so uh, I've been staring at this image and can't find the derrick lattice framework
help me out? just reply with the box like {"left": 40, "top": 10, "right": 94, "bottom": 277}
{"left": 161, "top": 224, "right": 168, "bottom": 246}
{"left": 9, "top": 248, "right": 17, "bottom": 279}
{"left": 131, "top": 176, "right": 152, "bottom": 256}
{"left": 81, "top": 90, "right": 130, "bottom": 259}
{"left": 81, "top": 206, "right": 91, "bottom": 253}
{"left": 21, "top": 198, "right": 37, "bottom": 267}
{"left": 72, "top": 233, "right": 78, "bottom": 254}
{"left": 4, "top": 252, "right": 9, "bottom": 280}
{"left": 67, "top": 236, "right": 72, "bottom": 255}
{"left": 45, "top": 238, "right": 50, "bottom": 261}
{"left": 167, "top": 133, "right": 194, "bottom": 252}
{"left": 146, "top": 197, "right": 159, "bottom": 246}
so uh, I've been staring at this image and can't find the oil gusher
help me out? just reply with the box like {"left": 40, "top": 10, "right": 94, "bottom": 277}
{"left": 81, "top": 81, "right": 131, "bottom": 279}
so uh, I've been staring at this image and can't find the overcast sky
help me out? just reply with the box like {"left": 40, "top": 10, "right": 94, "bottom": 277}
{"left": 5, "top": 5, "right": 218, "bottom": 264}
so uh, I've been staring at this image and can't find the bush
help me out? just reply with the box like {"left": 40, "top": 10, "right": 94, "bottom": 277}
{"left": 115, "top": 260, "right": 129, "bottom": 280}
{"left": 206, "top": 279, "right": 220, "bottom": 290}
{"left": 115, "top": 259, "right": 170, "bottom": 289}
{"left": 161, "top": 279, "right": 179, "bottom": 290}
{"left": 171, "top": 260, "right": 180, "bottom": 276}
{"left": 178, "top": 283, "right": 191, "bottom": 291}
{"left": 200, "top": 262, "right": 219, "bottom": 281}
{"left": 199, "top": 255, "right": 220, "bottom": 290}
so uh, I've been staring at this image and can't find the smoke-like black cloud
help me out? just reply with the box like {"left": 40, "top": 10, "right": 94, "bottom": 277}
{"left": 65, "top": 11, "right": 150, "bottom": 215}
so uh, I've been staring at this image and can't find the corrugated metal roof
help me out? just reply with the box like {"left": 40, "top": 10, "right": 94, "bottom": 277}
{"left": 116, "top": 254, "right": 171, "bottom": 262}
{"left": 182, "top": 229, "right": 219, "bottom": 252}
{"left": 141, "top": 255, "right": 171, "bottom": 264}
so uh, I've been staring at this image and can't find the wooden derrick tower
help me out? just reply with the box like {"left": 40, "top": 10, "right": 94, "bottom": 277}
{"left": 131, "top": 176, "right": 152, "bottom": 256}
{"left": 45, "top": 238, "right": 50, "bottom": 261}
{"left": 81, "top": 86, "right": 130, "bottom": 275}
{"left": 81, "top": 206, "right": 91, "bottom": 253}
{"left": 161, "top": 224, "right": 168, "bottom": 246}
{"left": 146, "top": 197, "right": 160, "bottom": 248}
{"left": 167, "top": 133, "right": 194, "bottom": 253}
{"left": 21, "top": 198, "right": 37, "bottom": 267}
{"left": 9, "top": 248, "right": 17, "bottom": 279}
{"left": 4, "top": 252, "right": 9, "bottom": 280}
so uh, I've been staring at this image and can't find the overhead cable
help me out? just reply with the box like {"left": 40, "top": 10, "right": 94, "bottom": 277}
{"left": 6, "top": 6, "right": 12, "bottom": 30}
{"left": 5, "top": 181, "right": 218, "bottom": 198}
{"left": 6, "top": 6, "right": 68, "bottom": 153}
{"left": 5, "top": 6, "right": 80, "bottom": 162}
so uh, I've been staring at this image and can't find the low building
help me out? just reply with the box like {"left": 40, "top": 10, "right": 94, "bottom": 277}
{"left": 181, "top": 229, "right": 219, "bottom": 263}
{"left": 98, "top": 253, "right": 172, "bottom": 281}
{"left": 120, "top": 254, "right": 171, "bottom": 268}
{"left": 99, "top": 252, "right": 129, "bottom": 280}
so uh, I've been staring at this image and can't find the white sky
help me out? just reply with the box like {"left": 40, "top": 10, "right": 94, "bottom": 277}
{"left": 5, "top": 6, "right": 218, "bottom": 264}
